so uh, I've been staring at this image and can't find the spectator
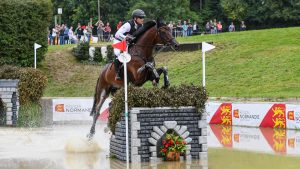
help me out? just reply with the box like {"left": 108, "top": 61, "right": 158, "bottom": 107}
{"left": 217, "top": 21, "right": 222, "bottom": 33}
{"left": 64, "top": 24, "right": 69, "bottom": 44}
{"left": 209, "top": 20, "right": 214, "bottom": 34}
{"left": 182, "top": 21, "right": 188, "bottom": 37}
{"left": 116, "top": 21, "right": 122, "bottom": 30}
{"left": 68, "top": 26, "right": 77, "bottom": 44}
{"left": 240, "top": 21, "right": 246, "bottom": 31}
{"left": 168, "top": 21, "right": 174, "bottom": 35}
{"left": 104, "top": 22, "right": 111, "bottom": 41}
{"left": 187, "top": 22, "right": 193, "bottom": 36}
{"left": 59, "top": 24, "right": 65, "bottom": 45}
{"left": 176, "top": 21, "right": 182, "bottom": 37}
{"left": 193, "top": 22, "right": 199, "bottom": 35}
{"left": 96, "top": 20, "right": 104, "bottom": 42}
{"left": 213, "top": 19, "right": 217, "bottom": 34}
{"left": 86, "top": 23, "right": 93, "bottom": 43}
{"left": 205, "top": 22, "right": 210, "bottom": 34}
{"left": 229, "top": 22, "right": 235, "bottom": 32}
{"left": 75, "top": 25, "right": 83, "bottom": 43}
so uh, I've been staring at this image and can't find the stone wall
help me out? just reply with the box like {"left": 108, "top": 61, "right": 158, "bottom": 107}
{"left": 0, "top": 79, "right": 19, "bottom": 126}
{"left": 110, "top": 107, "right": 207, "bottom": 166}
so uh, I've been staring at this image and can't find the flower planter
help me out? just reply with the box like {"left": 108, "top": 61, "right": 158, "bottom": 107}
{"left": 165, "top": 151, "right": 180, "bottom": 161}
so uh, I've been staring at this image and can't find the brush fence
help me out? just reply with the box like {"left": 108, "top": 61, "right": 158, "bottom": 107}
{"left": 110, "top": 107, "right": 207, "bottom": 166}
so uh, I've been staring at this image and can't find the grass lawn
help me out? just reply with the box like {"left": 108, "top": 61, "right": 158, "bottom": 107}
{"left": 42, "top": 27, "right": 300, "bottom": 98}
{"left": 209, "top": 148, "right": 300, "bottom": 169}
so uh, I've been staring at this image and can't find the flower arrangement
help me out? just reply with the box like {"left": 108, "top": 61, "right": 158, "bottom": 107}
{"left": 160, "top": 131, "right": 187, "bottom": 159}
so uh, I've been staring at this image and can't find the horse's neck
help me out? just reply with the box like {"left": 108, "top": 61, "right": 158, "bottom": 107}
{"left": 132, "top": 27, "right": 157, "bottom": 61}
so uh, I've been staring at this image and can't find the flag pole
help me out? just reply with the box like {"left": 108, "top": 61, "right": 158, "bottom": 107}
{"left": 124, "top": 44, "right": 129, "bottom": 168}
{"left": 202, "top": 51, "right": 205, "bottom": 88}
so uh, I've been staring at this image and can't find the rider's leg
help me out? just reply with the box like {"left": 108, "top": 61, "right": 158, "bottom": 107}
{"left": 113, "top": 40, "right": 122, "bottom": 80}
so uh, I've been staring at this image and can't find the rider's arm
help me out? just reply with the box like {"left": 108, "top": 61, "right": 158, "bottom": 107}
{"left": 115, "top": 22, "right": 131, "bottom": 40}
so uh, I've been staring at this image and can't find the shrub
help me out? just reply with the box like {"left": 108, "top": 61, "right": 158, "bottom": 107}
{"left": 93, "top": 47, "right": 103, "bottom": 62}
{"left": 0, "top": 0, "right": 53, "bottom": 67}
{"left": 73, "top": 42, "right": 90, "bottom": 61}
{"left": 108, "top": 85, "right": 208, "bottom": 134}
{"left": 17, "top": 102, "right": 42, "bottom": 127}
{"left": 0, "top": 65, "right": 48, "bottom": 105}
{"left": 106, "top": 45, "right": 114, "bottom": 62}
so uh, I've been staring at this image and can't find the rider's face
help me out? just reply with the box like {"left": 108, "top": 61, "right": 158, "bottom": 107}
{"left": 135, "top": 17, "right": 144, "bottom": 25}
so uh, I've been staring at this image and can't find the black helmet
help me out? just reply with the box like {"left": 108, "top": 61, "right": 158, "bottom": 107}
{"left": 132, "top": 9, "right": 146, "bottom": 18}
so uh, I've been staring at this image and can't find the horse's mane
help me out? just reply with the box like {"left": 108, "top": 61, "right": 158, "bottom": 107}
{"left": 132, "top": 21, "right": 156, "bottom": 42}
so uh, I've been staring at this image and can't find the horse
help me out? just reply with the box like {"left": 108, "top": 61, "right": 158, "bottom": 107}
{"left": 87, "top": 19, "right": 179, "bottom": 139}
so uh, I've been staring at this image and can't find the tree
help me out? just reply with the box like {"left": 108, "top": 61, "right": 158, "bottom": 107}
{"left": 220, "top": 0, "right": 248, "bottom": 21}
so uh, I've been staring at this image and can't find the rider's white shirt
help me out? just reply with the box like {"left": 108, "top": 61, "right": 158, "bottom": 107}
{"left": 115, "top": 21, "right": 139, "bottom": 41}
{"left": 115, "top": 22, "right": 131, "bottom": 40}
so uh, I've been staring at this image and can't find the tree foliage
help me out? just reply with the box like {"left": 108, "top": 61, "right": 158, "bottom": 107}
{"left": 221, "top": 0, "right": 248, "bottom": 21}
{"left": 0, "top": 0, "right": 52, "bottom": 67}
{"left": 51, "top": 0, "right": 300, "bottom": 31}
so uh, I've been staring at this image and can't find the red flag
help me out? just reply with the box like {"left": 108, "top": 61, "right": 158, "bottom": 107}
{"left": 112, "top": 40, "right": 127, "bottom": 51}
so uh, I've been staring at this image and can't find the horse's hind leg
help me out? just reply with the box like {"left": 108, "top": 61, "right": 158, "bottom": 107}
{"left": 156, "top": 66, "right": 170, "bottom": 88}
{"left": 87, "top": 89, "right": 109, "bottom": 139}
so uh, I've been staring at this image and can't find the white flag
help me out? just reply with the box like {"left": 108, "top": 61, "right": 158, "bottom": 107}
{"left": 202, "top": 42, "right": 215, "bottom": 52}
{"left": 34, "top": 43, "right": 42, "bottom": 50}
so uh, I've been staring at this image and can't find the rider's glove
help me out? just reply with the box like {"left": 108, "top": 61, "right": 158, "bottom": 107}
{"left": 125, "top": 35, "right": 135, "bottom": 43}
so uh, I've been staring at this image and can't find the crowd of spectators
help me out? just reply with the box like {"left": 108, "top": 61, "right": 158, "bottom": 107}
{"left": 48, "top": 20, "right": 112, "bottom": 45}
{"left": 48, "top": 19, "right": 247, "bottom": 45}
{"left": 205, "top": 19, "right": 247, "bottom": 34}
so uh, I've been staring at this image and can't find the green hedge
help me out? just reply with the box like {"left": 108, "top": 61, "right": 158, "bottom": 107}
{"left": 106, "top": 45, "right": 114, "bottom": 62}
{"left": 0, "top": 65, "right": 48, "bottom": 105}
{"left": 93, "top": 47, "right": 103, "bottom": 62}
{"left": 72, "top": 42, "right": 90, "bottom": 61}
{"left": 108, "top": 85, "right": 208, "bottom": 134}
{"left": 0, "top": 0, "right": 52, "bottom": 67}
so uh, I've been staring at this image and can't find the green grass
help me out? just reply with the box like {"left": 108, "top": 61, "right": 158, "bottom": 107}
{"left": 42, "top": 27, "right": 300, "bottom": 98}
{"left": 156, "top": 27, "right": 300, "bottom": 97}
{"left": 209, "top": 148, "right": 300, "bottom": 169}
{"left": 17, "top": 102, "right": 43, "bottom": 127}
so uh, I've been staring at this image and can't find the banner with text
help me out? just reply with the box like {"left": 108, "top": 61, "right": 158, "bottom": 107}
{"left": 206, "top": 102, "right": 300, "bottom": 129}
{"left": 52, "top": 98, "right": 111, "bottom": 121}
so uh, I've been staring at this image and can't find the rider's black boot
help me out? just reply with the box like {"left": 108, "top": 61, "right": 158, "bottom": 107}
{"left": 114, "top": 58, "right": 122, "bottom": 80}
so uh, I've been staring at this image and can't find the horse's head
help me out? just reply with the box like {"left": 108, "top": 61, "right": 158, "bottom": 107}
{"left": 156, "top": 18, "right": 179, "bottom": 50}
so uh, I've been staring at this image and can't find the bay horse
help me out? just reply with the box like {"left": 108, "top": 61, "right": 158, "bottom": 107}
{"left": 87, "top": 19, "right": 179, "bottom": 139}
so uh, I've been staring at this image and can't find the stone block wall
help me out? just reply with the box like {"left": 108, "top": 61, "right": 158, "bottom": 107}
{"left": 110, "top": 107, "right": 207, "bottom": 166}
{"left": 0, "top": 79, "right": 19, "bottom": 126}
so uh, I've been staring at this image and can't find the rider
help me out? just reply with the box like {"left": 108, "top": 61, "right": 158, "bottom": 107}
{"left": 113, "top": 9, "right": 146, "bottom": 80}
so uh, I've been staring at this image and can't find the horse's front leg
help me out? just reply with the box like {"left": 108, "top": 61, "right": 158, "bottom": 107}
{"left": 87, "top": 89, "right": 108, "bottom": 140}
{"left": 156, "top": 66, "right": 170, "bottom": 88}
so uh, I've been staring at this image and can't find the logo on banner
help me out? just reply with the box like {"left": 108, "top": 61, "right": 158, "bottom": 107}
{"left": 260, "top": 128, "right": 286, "bottom": 154}
{"left": 55, "top": 104, "right": 65, "bottom": 112}
{"left": 260, "top": 104, "right": 286, "bottom": 128}
{"left": 288, "top": 138, "right": 295, "bottom": 148}
{"left": 234, "top": 109, "right": 239, "bottom": 118}
{"left": 210, "top": 103, "right": 232, "bottom": 125}
{"left": 288, "top": 111, "right": 294, "bottom": 120}
{"left": 234, "top": 134, "right": 240, "bottom": 143}
{"left": 210, "top": 125, "right": 233, "bottom": 147}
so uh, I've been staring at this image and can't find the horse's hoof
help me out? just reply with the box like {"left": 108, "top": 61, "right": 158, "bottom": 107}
{"left": 86, "top": 133, "right": 94, "bottom": 140}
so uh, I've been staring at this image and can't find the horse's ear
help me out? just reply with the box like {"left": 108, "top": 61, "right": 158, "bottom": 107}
{"left": 156, "top": 18, "right": 165, "bottom": 28}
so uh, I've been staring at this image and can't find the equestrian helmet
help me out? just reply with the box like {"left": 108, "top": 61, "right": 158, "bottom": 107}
{"left": 132, "top": 9, "right": 146, "bottom": 18}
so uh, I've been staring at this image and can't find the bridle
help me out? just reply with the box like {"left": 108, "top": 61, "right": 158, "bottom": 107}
{"left": 133, "top": 25, "right": 176, "bottom": 51}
